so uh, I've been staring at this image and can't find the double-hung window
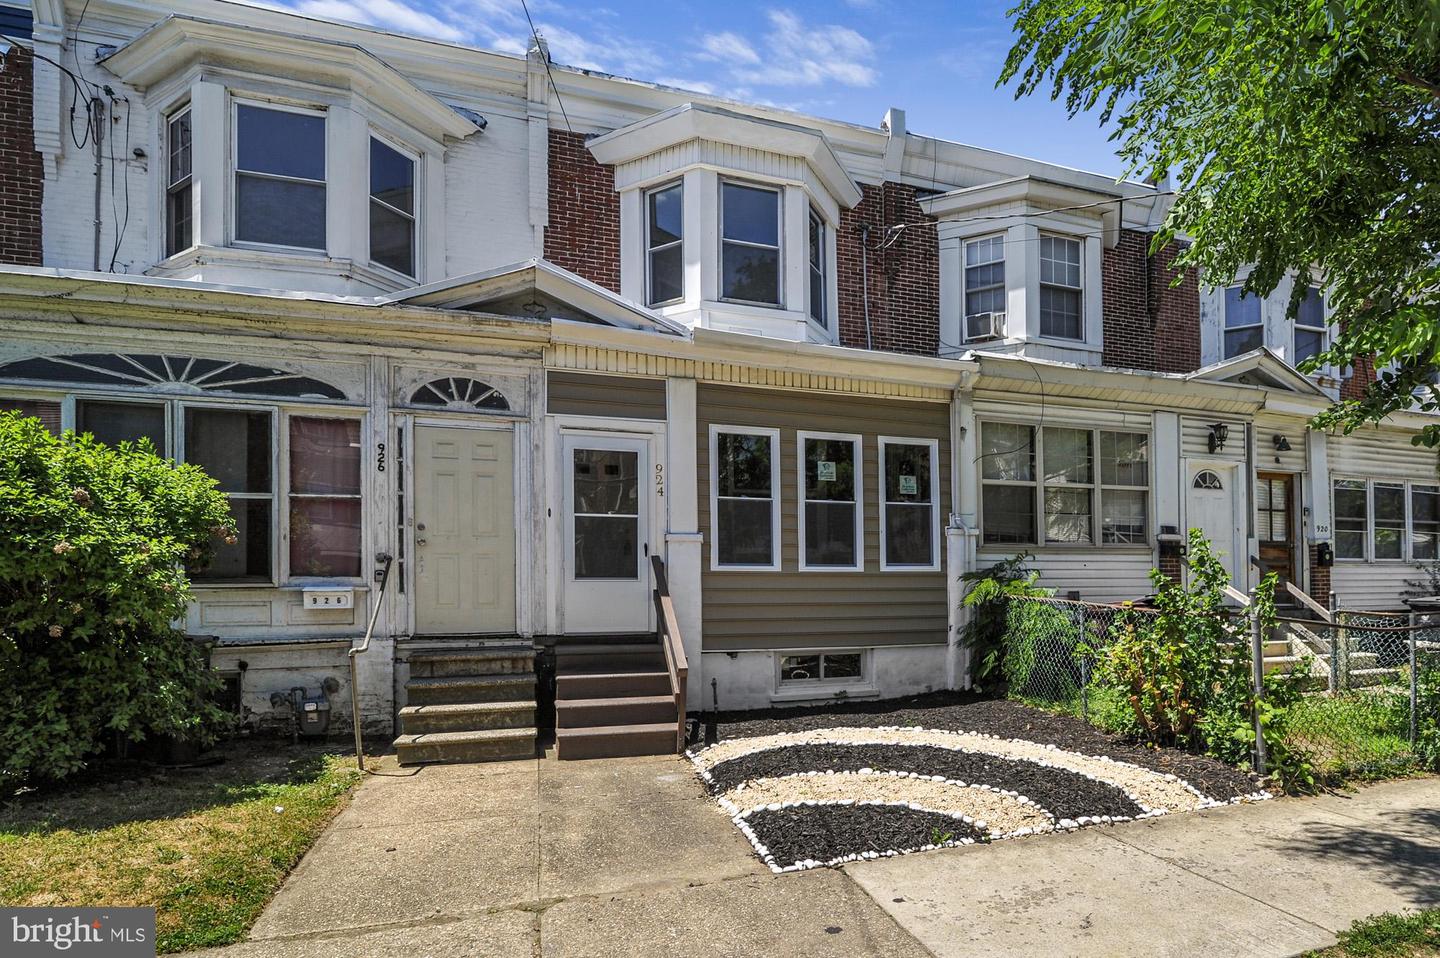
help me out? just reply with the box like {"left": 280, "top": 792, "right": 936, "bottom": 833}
{"left": 1373, "top": 482, "right": 1407, "bottom": 560}
{"left": 165, "top": 109, "right": 193, "bottom": 257}
{"left": 185, "top": 407, "right": 273, "bottom": 582}
{"left": 799, "top": 432, "right": 862, "bottom": 570}
{"left": 1333, "top": 480, "right": 1368, "bottom": 559}
{"left": 1100, "top": 432, "right": 1149, "bottom": 544}
{"left": 879, "top": 438, "right": 938, "bottom": 569}
{"left": 964, "top": 235, "right": 1006, "bottom": 337}
{"left": 1413, "top": 485, "right": 1440, "bottom": 560}
{"left": 981, "top": 421, "right": 1037, "bottom": 545}
{"left": 369, "top": 136, "right": 416, "bottom": 278}
{"left": 0, "top": 397, "right": 62, "bottom": 435}
{"left": 1039, "top": 235, "right": 1082, "bottom": 340}
{"left": 77, "top": 399, "right": 168, "bottom": 453}
{"left": 1332, "top": 477, "right": 1440, "bottom": 562}
{"left": 808, "top": 207, "right": 827, "bottom": 328}
{"left": 234, "top": 102, "right": 326, "bottom": 250}
{"left": 711, "top": 427, "right": 780, "bottom": 569}
{"left": 645, "top": 183, "right": 683, "bottom": 306}
{"left": 1042, "top": 427, "right": 1093, "bottom": 543}
{"left": 720, "top": 182, "right": 781, "bottom": 306}
{"left": 1294, "top": 285, "right": 1326, "bottom": 365}
{"left": 1224, "top": 286, "right": 1263, "bottom": 358}
{"left": 288, "top": 417, "right": 363, "bottom": 578}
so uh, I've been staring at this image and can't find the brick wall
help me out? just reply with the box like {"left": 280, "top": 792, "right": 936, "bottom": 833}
{"left": 1340, "top": 353, "right": 1377, "bottom": 401}
{"left": 544, "top": 129, "right": 620, "bottom": 292}
{"left": 1101, "top": 228, "right": 1199, "bottom": 373}
{"left": 0, "top": 47, "right": 43, "bottom": 266}
{"left": 836, "top": 182, "right": 938, "bottom": 356}
{"left": 1308, "top": 543, "right": 1332, "bottom": 606}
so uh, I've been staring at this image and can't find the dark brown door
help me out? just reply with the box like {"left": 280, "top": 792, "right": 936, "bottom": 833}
{"left": 1256, "top": 472, "right": 1296, "bottom": 590}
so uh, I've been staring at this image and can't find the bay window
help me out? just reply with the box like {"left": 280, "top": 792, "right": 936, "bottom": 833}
{"left": 165, "top": 109, "right": 193, "bottom": 257}
{"left": 982, "top": 421, "right": 1150, "bottom": 547}
{"left": 964, "top": 235, "right": 1006, "bottom": 338}
{"left": 185, "top": 408, "right": 273, "bottom": 582}
{"left": 646, "top": 183, "right": 683, "bottom": 306}
{"left": 369, "top": 136, "right": 416, "bottom": 278}
{"left": 712, "top": 426, "right": 780, "bottom": 569}
{"left": 288, "top": 417, "right": 363, "bottom": 578}
{"left": 808, "top": 208, "right": 827, "bottom": 328}
{"left": 799, "top": 432, "right": 862, "bottom": 570}
{"left": 1224, "top": 287, "right": 1263, "bottom": 358}
{"left": 234, "top": 102, "right": 326, "bottom": 250}
{"left": 1332, "top": 477, "right": 1440, "bottom": 562}
{"left": 720, "top": 182, "right": 781, "bottom": 306}
{"left": 880, "top": 438, "right": 938, "bottom": 569}
{"left": 1295, "top": 285, "right": 1326, "bottom": 364}
{"left": 1039, "top": 235, "right": 1082, "bottom": 340}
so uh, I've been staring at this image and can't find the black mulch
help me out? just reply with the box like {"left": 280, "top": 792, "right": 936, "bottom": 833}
{"left": 744, "top": 803, "right": 986, "bottom": 868}
{"left": 705, "top": 742, "right": 1143, "bottom": 821}
{"left": 706, "top": 692, "right": 1261, "bottom": 802}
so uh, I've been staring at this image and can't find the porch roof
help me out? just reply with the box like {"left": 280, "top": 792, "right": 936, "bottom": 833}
{"left": 1187, "top": 348, "right": 1332, "bottom": 399}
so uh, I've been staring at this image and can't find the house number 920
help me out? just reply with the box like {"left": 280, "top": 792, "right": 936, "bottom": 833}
{"left": 655, "top": 463, "right": 665, "bottom": 497}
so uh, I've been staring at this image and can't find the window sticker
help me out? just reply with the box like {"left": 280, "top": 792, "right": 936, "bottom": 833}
{"left": 817, "top": 461, "right": 837, "bottom": 482}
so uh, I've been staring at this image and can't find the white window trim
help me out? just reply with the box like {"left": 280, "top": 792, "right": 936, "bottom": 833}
{"left": 1223, "top": 285, "right": 1264, "bottom": 360}
{"left": 177, "top": 401, "right": 280, "bottom": 586}
{"left": 962, "top": 234, "right": 1006, "bottom": 343}
{"left": 1038, "top": 232, "right": 1084, "bottom": 342}
{"left": 774, "top": 648, "right": 872, "bottom": 691}
{"left": 165, "top": 105, "right": 194, "bottom": 259}
{"left": 877, "top": 436, "right": 941, "bottom": 572}
{"left": 797, "top": 429, "right": 864, "bottom": 572}
{"left": 718, "top": 179, "right": 784, "bottom": 309}
{"left": 366, "top": 131, "right": 420, "bottom": 282}
{"left": 230, "top": 97, "right": 328, "bottom": 254}
{"left": 709, "top": 424, "right": 782, "bottom": 572}
{"left": 806, "top": 205, "right": 827, "bottom": 331}
{"left": 644, "top": 181, "right": 684, "bottom": 307}
{"left": 1331, "top": 476, "right": 1440, "bottom": 563}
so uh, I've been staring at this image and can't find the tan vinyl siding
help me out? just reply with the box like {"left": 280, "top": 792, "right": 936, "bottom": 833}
{"left": 698, "top": 383, "right": 951, "bottom": 651}
{"left": 547, "top": 371, "right": 666, "bottom": 420}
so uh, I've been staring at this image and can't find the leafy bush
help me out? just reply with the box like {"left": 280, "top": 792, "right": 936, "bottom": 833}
{"left": 0, "top": 413, "right": 235, "bottom": 789}
{"left": 1415, "top": 659, "right": 1440, "bottom": 771}
{"left": 959, "top": 554, "right": 1052, "bottom": 691}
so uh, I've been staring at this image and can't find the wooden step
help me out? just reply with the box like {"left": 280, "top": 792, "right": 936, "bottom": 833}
{"left": 556, "top": 671, "right": 672, "bottom": 700}
{"left": 408, "top": 648, "right": 534, "bottom": 678}
{"left": 555, "top": 643, "right": 664, "bottom": 673}
{"left": 554, "top": 723, "right": 677, "bottom": 760}
{"left": 395, "top": 728, "right": 536, "bottom": 765}
{"left": 406, "top": 673, "right": 536, "bottom": 706}
{"left": 556, "top": 694, "right": 676, "bottom": 728}
{"left": 400, "top": 701, "right": 535, "bottom": 735}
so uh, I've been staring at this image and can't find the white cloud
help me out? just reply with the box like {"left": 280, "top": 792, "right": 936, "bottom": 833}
{"left": 718, "top": 10, "right": 878, "bottom": 89}
{"left": 697, "top": 31, "right": 760, "bottom": 65}
{"left": 290, "top": 0, "right": 467, "bottom": 42}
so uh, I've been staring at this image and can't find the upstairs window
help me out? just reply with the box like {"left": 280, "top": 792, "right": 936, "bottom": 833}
{"left": 964, "top": 235, "right": 1006, "bottom": 338}
{"left": 645, "top": 183, "right": 683, "bottom": 306}
{"left": 369, "top": 136, "right": 416, "bottom": 278}
{"left": 1295, "top": 285, "right": 1326, "bottom": 364}
{"left": 1039, "top": 235, "right": 1082, "bottom": 339}
{"left": 720, "top": 182, "right": 781, "bottom": 306}
{"left": 808, "top": 208, "right": 827, "bottom": 328}
{"left": 1224, "top": 286, "right": 1263, "bottom": 358}
{"left": 165, "top": 109, "right": 193, "bottom": 257}
{"left": 235, "top": 103, "right": 326, "bottom": 250}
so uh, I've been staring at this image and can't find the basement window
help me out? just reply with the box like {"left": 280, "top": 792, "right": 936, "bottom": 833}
{"left": 778, "top": 651, "right": 865, "bottom": 686}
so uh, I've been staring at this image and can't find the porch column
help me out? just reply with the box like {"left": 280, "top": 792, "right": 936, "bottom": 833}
{"left": 664, "top": 377, "right": 704, "bottom": 708}
{"left": 947, "top": 387, "right": 980, "bottom": 690}
{"left": 1306, "top": 428, "right": 1333, "bottom": 600}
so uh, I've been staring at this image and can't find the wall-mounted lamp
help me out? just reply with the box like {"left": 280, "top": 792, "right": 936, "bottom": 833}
{"left": 1272, "top": 435, "right": 1292, "bottom": 452}
{"left": 1207, "top": 422, "right": 1230, "bottom": 454}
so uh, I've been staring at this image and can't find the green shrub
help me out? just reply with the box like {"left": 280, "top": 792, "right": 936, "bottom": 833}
{"left": 960, "top": 553, "right": 1052, "bottom": 692}
{"left": 0, "top": 412, "right": 236, "bottom": 789}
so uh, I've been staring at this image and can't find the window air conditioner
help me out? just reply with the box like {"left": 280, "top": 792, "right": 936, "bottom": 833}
{"left": 965, "top": 311, "right": 1006, "bottom": 342}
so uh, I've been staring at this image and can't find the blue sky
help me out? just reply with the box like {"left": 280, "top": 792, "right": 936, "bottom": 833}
{"left": 260, "top": 0, "right": 1127, "bottom": 178}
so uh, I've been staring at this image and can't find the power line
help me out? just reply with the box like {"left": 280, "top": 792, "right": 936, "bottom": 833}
{"left": 519, "top": 0, "right": 573, "bottom": 135}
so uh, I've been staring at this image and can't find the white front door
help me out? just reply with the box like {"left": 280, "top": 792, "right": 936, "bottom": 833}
{"left": 1186, "top": 461, "right": 1242, "bottom": 587}
{"left": 413, "top": 424, "right": 517, "bottom": 634}
{"left": 562, "top": 433, "right": 652, "bottom": 634}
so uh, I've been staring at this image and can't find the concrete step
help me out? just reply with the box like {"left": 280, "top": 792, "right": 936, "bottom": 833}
{"left": 1263, "top": 639, "right": 1291, "bottom": 658}
{"left": 406, "top": 673, "right": 537, "bottom": 706}
{"left": 1347, "top": 668, "right": 1403, "bottom": 689}
{"left": 1348, "top": 651, "right": 1380, "bottom": 668}
{"left": 554, "top": 723, "right": 677, "bottom": 760}
{"left": 556, "top": 670, "right": 672, "bottom": 701}
{"left": 1262, "top": 655, "right": 1306, "bottom": 675}
{"left": 394, "top": 728, "right": 536, "bottom": 765}
{"left": 556, "top": 694, "right": 676, "bottom": 728}
{"left": 555, "top": 643, "right": 665, "bottom": 673}
{"left": 400, "top": 700, "right": 536, "bottom": 735}
{"left": 408, "top": 648, "right": 534, "bottom": 678}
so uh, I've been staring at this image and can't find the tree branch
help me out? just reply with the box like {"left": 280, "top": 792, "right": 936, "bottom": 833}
{"left": 1396, "top": 69, "right": 1440, "bottom": 102}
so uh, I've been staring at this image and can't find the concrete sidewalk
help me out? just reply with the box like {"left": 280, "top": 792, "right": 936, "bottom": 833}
{"left": 185, "top": 759, "right": 1437, "bottom": 958}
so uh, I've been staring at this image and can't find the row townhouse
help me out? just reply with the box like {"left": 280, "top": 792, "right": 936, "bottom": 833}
{"left": 0, "top": 0, "right": 1434, "bottom": 757}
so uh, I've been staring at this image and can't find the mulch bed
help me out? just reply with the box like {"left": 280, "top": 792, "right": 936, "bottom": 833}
{"left": 743, "top": 803, "right": 986, "bottom": 869}
{"left": 711, "top": 692, "right": 1261, "bottom": 802}
{"left": 704, "top": 742, "right": 1143, "bottom": 821}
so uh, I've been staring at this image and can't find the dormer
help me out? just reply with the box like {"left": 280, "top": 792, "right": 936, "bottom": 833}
{"left": 1199, "top": 268, "right": 1339, "bottom": 393}
{"left": 921, "top": 176, "right": 1141, "bottom": 365}
{"left": 586, "top": 103, "right": 863, "bottom": 344}
{"left": 100, "top": 15, "right": 481, "bottom": 295}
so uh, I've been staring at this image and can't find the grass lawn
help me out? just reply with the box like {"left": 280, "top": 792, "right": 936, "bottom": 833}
{"left": 0, "top": 742, "right": 361, "bottom": 953}
{"left": 1309, "top": 910, "right": 1440, "bottom": 956}
{"left": 1284, "top": 693, "right": 1416, "bottom": 779}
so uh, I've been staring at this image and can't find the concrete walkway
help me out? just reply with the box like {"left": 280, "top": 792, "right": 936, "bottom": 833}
{"left": 186, "top": 760, "right": 1438, "bottom": 957}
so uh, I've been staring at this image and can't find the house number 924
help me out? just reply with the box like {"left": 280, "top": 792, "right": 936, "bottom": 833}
{"left": 655, "top": 463, "right": 665, "bottom": 497}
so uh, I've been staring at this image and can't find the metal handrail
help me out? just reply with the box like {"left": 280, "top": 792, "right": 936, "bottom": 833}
{"left": 349, "top": 553, "right": 393, "bottom": 771}
{"left": 650, "top": 554, "right": 689, "bottom": 753}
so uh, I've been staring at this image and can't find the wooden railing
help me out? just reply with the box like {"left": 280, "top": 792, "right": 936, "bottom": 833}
{"left": 650, "top": 554, "right": 689, "bottom": 754}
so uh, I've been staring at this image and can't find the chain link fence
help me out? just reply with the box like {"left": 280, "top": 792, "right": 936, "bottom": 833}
{"left": 1001, "top": 596, "right": 1440, "bottom": 779}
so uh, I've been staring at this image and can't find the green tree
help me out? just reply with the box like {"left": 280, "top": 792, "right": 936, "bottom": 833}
{"left": 1002, "top": 0, "right": 1440, "bottom": 443}
{"left": 0, "top": 413, "right": 236, "bottom": 789}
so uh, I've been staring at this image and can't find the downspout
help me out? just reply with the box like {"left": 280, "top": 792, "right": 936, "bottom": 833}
{"left": 859, "top": 224, "right": 874, "bottom": 350}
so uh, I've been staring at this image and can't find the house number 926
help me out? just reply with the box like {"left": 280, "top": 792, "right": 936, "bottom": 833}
{"left": 376, "top": 442, "right": 386, "bottom": 472}
{"left": 655, "top": 463, "right": 665, "bottom": 497}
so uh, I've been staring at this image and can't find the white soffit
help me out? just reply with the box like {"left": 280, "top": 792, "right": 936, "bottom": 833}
{"left": 100, "top": 15, "right": 480, "bottom": 142}
{"left": 1188, "top": 348, "right": 1331, "bottom": 399}
{"left": 586, "top": 102, "right": 864, "bottom": 209}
